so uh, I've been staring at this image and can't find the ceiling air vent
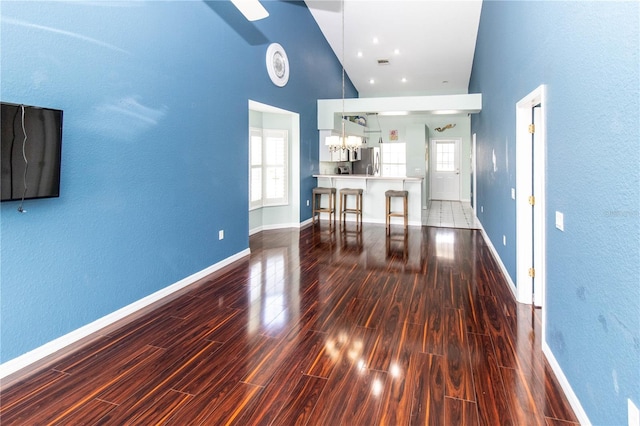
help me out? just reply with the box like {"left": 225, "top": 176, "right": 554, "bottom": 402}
{"left": 377, "top": 59, "right": 390, "bottom": 65}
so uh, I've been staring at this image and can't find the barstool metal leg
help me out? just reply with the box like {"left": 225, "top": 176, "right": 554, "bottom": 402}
{"left": 385, "top": 195, "right": 390, "bottom": 234}
{"left": 404, "top": 194, "right": 408, "bottom": 232}
{"left": 358, "top": 193, "right": 362, "bottom": 229}
{"left": 332, "top": 192, "right": 336, "bottom": 228}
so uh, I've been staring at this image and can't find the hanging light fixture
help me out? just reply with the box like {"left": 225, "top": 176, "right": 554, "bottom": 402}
{"left": 324, "top": 0, "right": 362, "bottom": 154}
{"left": 325, "top": 134, "right": 341, "bottom": 152}
{"left": 345, "top": 135, "right": 362, "bottom": 151}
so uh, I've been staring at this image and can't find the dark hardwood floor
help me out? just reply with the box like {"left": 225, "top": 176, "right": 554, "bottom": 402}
{"left": 0, "top": 223, "right": 579, "bottom": 425}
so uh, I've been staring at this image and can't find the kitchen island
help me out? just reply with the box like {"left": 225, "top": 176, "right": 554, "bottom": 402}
{"left": 313, "top": 174, "right": 423, "bottom": 227}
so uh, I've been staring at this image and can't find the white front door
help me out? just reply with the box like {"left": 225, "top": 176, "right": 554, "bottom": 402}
{"left": 430, "top": 138, "right": 461, "bottom": 200}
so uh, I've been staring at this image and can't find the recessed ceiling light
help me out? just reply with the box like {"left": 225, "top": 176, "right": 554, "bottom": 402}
{"left": 369, "top": 79, "right": 375, "bottom": 84}
{"left": 401, "top": 77, "right": 407, "bottom": 83}
{"left": 394, "top": 49, "right": 400, "bottom": 55}
{"left": 357, "top": 51, "right": 363, "bottom": 58}
{"left": 372, "top": 37, "right": 379, "bottom": 44}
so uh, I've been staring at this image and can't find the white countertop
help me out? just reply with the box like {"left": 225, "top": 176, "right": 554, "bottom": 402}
{"left": 314, "top": 174, "right": 423, "bottom": 181}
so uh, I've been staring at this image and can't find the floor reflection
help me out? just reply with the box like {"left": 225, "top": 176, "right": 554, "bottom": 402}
{"left": 248, "top": 245, "right": 301, "bottom": 337}
{"left": 435, "top": 229, "right": 455, "bottom": 260}
{"left": 238, "top": 225, "right": 577, "bottom": 424}
{"left": 0, "top": 224, "right": 579, "bottom": 425}
{"left": 386, "top": 232, "right": 408, "bottom": 262}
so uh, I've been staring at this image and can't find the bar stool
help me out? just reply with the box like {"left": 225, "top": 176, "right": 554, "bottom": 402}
{"left": 339, "top": 188, "right": 363, "bottom": 229}
{"left": 385, "top": 190, "right": 408, "bottom": 233}
{"left": 312, "top": 187, "right": 336, "bottom": 227}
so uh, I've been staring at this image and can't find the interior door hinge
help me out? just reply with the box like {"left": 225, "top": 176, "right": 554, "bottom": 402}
{"left": 528, "top": 124, "right": 535, "bottom": 134}
{"left": 528, "top": 195, "right": 535, "bottom": 206}
{"left": 529, "top": 267, "right": 536, "bottom": 278}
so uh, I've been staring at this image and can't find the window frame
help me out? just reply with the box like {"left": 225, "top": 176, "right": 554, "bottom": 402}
{"left": 249, "top": 127, "right": 289, "bottom": 210}
{"left": 380, "top": 142, "right": 407, "bottom": 177}
{"left": 435, "top": 140, "right": 456, "bottom": 172}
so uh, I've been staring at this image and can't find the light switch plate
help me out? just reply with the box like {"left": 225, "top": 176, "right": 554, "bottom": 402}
{"left": 555, "top": 211, "right": 564, "bottom": 231}
{"left": 511, "top": 188, "right": 515, "bottom": 199}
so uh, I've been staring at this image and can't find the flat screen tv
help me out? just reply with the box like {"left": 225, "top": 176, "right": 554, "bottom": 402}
{"left": 1, "top": 102, "right": 63, "bottom": 202}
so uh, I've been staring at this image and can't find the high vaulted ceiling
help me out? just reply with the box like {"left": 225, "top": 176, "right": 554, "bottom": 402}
{"left": 304, "top": 0, "right": 483, "bottom": 98}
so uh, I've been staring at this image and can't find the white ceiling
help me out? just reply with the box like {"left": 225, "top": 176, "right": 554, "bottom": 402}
{"left": 304, "top": 0, "right": 483, "bottom": 98}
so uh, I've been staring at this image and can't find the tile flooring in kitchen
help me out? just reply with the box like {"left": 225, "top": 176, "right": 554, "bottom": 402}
{"left": 423, "top": 200, "right": 481, "bottom": 229}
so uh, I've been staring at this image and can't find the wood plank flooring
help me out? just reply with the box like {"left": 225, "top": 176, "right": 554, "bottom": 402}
{"left": 0, "top": 223, "right": 579, "bottom": 425}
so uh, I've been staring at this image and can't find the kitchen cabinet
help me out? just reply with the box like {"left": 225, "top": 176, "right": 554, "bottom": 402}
{"left": 319, "top": 130, "right": 332, "bottom": 162}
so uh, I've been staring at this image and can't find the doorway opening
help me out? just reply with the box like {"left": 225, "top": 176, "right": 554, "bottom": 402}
{"left": 515, "top": 85, "right": 547, "bottom": 310}
{"left": 248, "top": 100, "right": 300, "bottom": 236}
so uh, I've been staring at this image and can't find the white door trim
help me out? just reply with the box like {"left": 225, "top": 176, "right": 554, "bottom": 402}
{"left": 515, "top": 85, "right": 547, "bottom": 310}
{"left": 472, "top": 132, "right": 477, "bottom": 216}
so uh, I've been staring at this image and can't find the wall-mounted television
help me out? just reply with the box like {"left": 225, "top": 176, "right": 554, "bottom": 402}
{"left": 1, "top": 102, "right": 63, "bottom": 202}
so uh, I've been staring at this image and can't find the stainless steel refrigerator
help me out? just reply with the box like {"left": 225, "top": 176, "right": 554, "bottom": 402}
{"left": 352, "top": 147, "right": 380, "bottom": 176}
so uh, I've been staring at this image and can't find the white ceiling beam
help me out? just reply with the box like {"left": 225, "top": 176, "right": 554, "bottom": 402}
{"left": 317, "top": 94, "right": 482, "bottom": 129}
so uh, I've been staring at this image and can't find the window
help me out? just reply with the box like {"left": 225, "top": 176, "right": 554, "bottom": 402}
{"left": 435, "top": 140, "right": 456, "bottom": 171}
{"left": 249, "top": 128, "right": 288, "bottom": 209}
{"left": 381, "top": 143, "right": 406, "bottom": 177}
{"left": 250, "top": 129, "right": 263, "bottom": 207}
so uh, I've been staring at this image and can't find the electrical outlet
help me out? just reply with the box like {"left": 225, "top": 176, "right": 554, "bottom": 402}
{"left": 503, "top": 235, "right": 506, "bottom": 246}
{"left": 306, "top": 199, "right": 310, "bottom": 207}
{"left": 481, "top": 206, "right": 484, "bottom": 213}
{"left": 511, "top": 188, "right": 515, "bottom": 199}
{"left": 629, "top": 399, "right": 640, "bottom": 426}
{"left": 218, "top": 230, "right": 224, "bottom": 240}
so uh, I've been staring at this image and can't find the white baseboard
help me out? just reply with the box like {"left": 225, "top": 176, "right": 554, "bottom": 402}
{"left": 543, "top": 342, "right": 591, "bottom": 425}
{"left": 478, "top": 224, "right": 517, "bottom": 299}
{"left": 249, "top": 221, "right": 306, "bottom": 236}
{"left": 0, "top": 248, "right": 251, "bottom": 381}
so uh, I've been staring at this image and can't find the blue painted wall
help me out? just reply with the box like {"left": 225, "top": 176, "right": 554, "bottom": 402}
{"left": 0, "top": 0, "right": 356, "bottom": 362}
{"left": 470, "top": 1, "right": 639, "bottom": 424}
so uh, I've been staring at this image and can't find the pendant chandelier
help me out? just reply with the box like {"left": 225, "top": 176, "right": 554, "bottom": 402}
{"left": 325, "top": 0, "right": 362, "bottom": 154}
